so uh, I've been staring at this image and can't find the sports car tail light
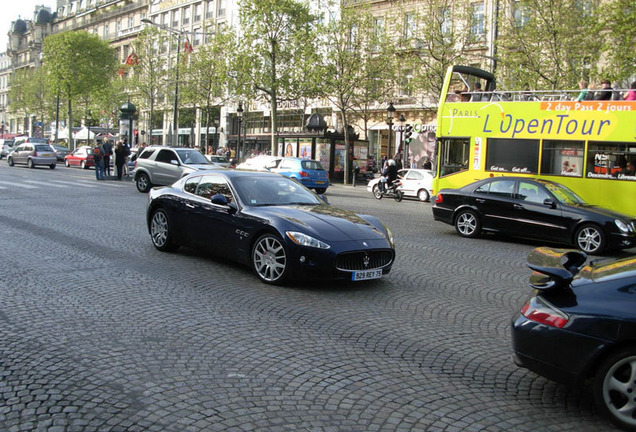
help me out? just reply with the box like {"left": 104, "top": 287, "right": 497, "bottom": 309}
{"left": 435, "top": 193, "right": 443, "bottom": 204}
{"left": 521, "top": 297, "right": 569, "bottom": 328}
{"left": 299, "top": 171, "right": 309, "bottom": 178}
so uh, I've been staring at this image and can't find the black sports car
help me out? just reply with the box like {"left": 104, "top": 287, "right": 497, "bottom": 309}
{"left": 512, "top": 247, "right": 636, "bottom": 431}
{"left": 432, "top": 177, "right": 636, "bottom": 254}
{"left": 146, "top": 170, "right": 395, "bottom": 284}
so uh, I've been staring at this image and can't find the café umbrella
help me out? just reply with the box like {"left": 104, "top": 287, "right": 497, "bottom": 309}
{"left": 74, "top": 126, "right": 96, "bottom": 143}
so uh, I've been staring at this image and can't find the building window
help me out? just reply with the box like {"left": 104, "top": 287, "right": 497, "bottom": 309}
{"left": 400, "top": 69, "right": 413, "bottom": 97}
{"left": 206, "top": 0, "right": 215, "bottom": 19}
{"left": 103, "top": 24, "right": 109, "bottom": 39}
{"left": 195, "top": 4, "right": 202, "bottom": 22}
{"left": 440, "top": 7, "right": 451, "bottom": 34}
{"left": 374, "top": 17, "right": 385, "bottom": 37}
{"left": 217, "top": 0, "right": 225, "bottom": 17}
{"left": 404, "top": 13, "right": 415, "bottom": 39}
{"left": 183, "top": 7, "right": 191, "bottom": 25}
{"left": 128, "top": 16, "right": 134, "bottom": 29}
{"left": 471, "top": 2, "right": 485, "bottom": 36}
{"left": 513, "top": 1, "right": 530, "bottom": 27}
{"left": 173, "top": 10, "right": 180, "bottom": 27}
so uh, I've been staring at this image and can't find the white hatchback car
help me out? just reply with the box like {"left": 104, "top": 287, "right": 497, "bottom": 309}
{"left": 236, "top": 155, "right": 282, "bottom": 171}
{"left": 367, "top": 168, "right": 435, "bottom": 202}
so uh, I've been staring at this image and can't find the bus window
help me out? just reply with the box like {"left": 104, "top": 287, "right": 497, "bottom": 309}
{"left": 541, "top": 140, "right": 584, "bottom": 177}
{"left": 439, "top": 138, "right": 470, "bottom": 177}
{"left": 486, "top": 138, "right": 539, "bottom": 174}
{"left": 587, "top": 142, "right": 636, "bottom": 180}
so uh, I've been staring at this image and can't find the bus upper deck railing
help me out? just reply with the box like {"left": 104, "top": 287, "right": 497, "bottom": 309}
{"left": 447, "top": 88, "right": 631, "bottom": 103}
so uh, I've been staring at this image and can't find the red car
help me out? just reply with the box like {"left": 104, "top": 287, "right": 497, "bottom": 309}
{"left": 64, "top": 146, "right": 95, "bottom": 169}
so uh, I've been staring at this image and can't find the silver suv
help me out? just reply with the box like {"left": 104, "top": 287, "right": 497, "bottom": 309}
{"left": 133, "top": 146, "right": 222, "bottom": 192}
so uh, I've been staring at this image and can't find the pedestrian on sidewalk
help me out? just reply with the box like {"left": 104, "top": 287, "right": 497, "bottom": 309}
{"left": 102, "top": 140, "right": 113, "bottom": 178}
{"left": 93, "top": 143, "right": 105, "bottom": 180}
{"left": 114, "top": 141, "right": 129, "bottom": 180}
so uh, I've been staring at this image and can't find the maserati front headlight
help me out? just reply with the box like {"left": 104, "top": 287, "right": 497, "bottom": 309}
{"left": 286, "top": 231, "right": 331, "bottom": 249}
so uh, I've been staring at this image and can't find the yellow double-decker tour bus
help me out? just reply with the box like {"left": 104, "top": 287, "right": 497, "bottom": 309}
{"left": 433, "top": 65, "right": 636, "bottom": 216}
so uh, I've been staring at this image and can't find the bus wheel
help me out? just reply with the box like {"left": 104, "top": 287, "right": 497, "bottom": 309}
{"left": 575, "top": 224, "right": 606, "bottom": 255}
{"left": 455, "top": 209, "right": 481, "bottom": 238}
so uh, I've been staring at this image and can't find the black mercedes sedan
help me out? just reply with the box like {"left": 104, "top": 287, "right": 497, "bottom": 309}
{"left": 512, "top": 247, "right": 636, "bottom": 431}
{"left": 146, "top": 170, "right": 395, "bottom": 285}
{"left": 432, "top": 177, "right": 636, "bottom": 254}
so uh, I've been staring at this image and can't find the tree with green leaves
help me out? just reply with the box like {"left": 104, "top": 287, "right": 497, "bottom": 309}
{"left": 43, "top": 31, "right": 117, "bottom": 149}
{"left": 129, "top": 27, "right": 171, "bottom": 142}
{"left": 397, "top": 0, "right": 476, "bottom": 108}
{"left": 238, "top": 0, "right": 321, "bottom": 154}
{"left": 345, "top": 10, "right": 395, "bottom": 141}
{"left": 320, "top": 8, "right": 393, "bottom": 183}
{"left": 596, "top": 0, "right": 636, "bottom": 87}
{"left": 496, "top": 0, "right": 602, "bottom": 90}
{"left": 181, "top": 27, "right": 237, "bottom": 153}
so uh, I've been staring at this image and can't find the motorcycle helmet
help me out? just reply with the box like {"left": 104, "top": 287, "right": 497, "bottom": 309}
{"left": 388, "top": 159, "right": 395, "bottom": 166}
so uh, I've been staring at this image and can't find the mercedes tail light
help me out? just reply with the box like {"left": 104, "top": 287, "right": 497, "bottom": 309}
{"left": 521, "top": 297, "right": 569, "bottom": 328}
{"left": 435, "top": 193, "right": 444, "bottom": 204}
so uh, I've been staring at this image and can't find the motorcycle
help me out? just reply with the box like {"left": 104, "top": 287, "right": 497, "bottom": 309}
{"left": 373, "top": 177, "right": 403, "bottom": 202}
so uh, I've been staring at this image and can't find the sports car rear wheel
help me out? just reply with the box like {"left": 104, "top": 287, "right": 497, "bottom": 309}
{"left": 252, "top": 234, "right": 289, "bottom": 285}
{"left": 593, "top": 347, "right": 636, "bottom": 431}
{"left": 455, "top": 209, "right": 481, "bottom": 238}
{"left": 575, "top": 223, "right": 606, "bottom": 255}
{"left": 150, "top": 208, "right": 178, "bottom": 252}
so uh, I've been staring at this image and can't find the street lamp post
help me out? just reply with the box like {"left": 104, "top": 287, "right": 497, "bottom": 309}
{"left": 237, "top": 103, "right": 243, "bottom": 163}
{"left": 87, "top": 109, "right": 92, "bottom": 147}
{"left": 386, "top": 102, "right": 396, "bottom": 159}
{"left": 141, "top": 18, "right": 183, "bottom": 146}
{"left": 398, "top": 114, "right": 406, "bottom": 165}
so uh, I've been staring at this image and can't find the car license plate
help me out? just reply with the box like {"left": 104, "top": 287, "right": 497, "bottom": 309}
{"left": 315, "top": 180, "right": 325, "bottom": 184}
{"left": 352, "top": 269, "right": 383, "bottom": 281}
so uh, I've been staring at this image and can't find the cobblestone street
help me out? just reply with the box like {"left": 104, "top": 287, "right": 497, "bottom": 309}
{"left": 0, "top": 164, "right": 629, "bottom": 431}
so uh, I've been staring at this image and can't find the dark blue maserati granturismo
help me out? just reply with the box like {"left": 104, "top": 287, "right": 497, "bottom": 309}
{"left": 146, "top": 170, "right": 395, "bottom": 285}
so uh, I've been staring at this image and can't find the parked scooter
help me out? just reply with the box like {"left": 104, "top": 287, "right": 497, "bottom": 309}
{"left": 373, "top": 177, "right": 403, "bottom": 202}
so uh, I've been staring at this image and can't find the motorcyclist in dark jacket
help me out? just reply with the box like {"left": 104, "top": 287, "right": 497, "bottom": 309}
{"left": 381, "top": 159, "right": 398, "bottom": 192}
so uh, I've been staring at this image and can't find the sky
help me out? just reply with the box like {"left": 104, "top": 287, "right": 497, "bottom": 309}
{"left": 1, "top": 1, "right": 54, "bottom": 53}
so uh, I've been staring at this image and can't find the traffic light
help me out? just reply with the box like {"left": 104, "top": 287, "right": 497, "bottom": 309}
{"left": 404, "top": 124, "right": 413, "bottom": 144}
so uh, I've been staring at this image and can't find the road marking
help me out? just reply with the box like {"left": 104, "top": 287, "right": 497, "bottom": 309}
{"left": 24, "top": 180, "right": 69, "bottom": 188}
{"left": 0, "top": 180, "right": 39, "bottom": 189}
